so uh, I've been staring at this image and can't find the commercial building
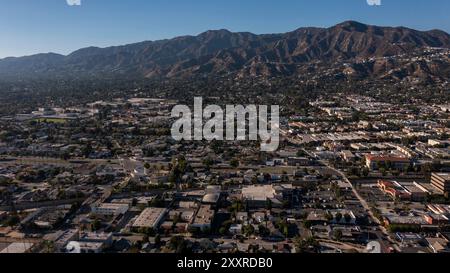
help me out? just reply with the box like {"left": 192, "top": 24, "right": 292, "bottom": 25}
{"left": 53, "top": 229, "right": 80, "bottom": 252}
{"left": 383, "top": 214, "right": 428, "bottom": 226}
{"left": 431, "top": 173, "right": 450, "bottom": 194}
{"left": 378, "top": 180, "right": 411, "bottom": 201}
{"left": 0, "top": 242, "right": 34, "bottom": 253}
{"left": 202, "top": 185, "right": 222, "bottom": 205}
{"left": 91, "top": 203, "right": 129, "bottom": 217}
{"left": 168, "top": 209, "right": 195, "bottom": 222}
{"left": 395, "top": 233, "right": 424, "bottom": 245}
{"left": 20, "top": 206, "right": 71, "bottom": 229}
{"left": 427, "top": 204, "right": 450, "bottom": 215}
{"left": 66, "top": 232, "right": 113, "bottom": 254}
{"left": 378, "top": 180, "right": 429, "bottom": 201}
{"left": 426, "top": 238, "right": 450, "bottom": 253}
{"left": 202, "top": 193, "right": 221, "bottom": 205}
{"left": 365, "top": 154, "right": 410, "bottom": 171}
{"left": 132, "top": 208, "right": 167, "bottom": 230}
{"left": 78, "top": 231, "right": 113, "bottom": 245}
{"left": 190, "top": 205, "right": 214, "bottom": 231}
{"left": 241, "top": 185, "right": 283, "bottom": 208}
{"left": 424, "top": 214, "right": 449, "bottom": 225}
{"left": 403, "top": 183, "right": 429, "bottom": 202}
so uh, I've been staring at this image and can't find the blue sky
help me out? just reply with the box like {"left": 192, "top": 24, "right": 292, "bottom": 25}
{"left": 0, "top": 0, "right": 449, "bottom": 58}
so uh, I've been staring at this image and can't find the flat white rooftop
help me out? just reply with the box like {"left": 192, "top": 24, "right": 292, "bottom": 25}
{"left": 0, "top": 242, "right": 34, "bottom": 253}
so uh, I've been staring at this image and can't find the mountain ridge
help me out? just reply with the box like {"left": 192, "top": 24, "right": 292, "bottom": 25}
{"left": 1, "top": 21, "right": 449, "bottom": 81}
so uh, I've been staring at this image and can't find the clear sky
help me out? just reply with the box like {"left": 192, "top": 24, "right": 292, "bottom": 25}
{"left": 0, "top": 0, "right": 449, "bottom": 58}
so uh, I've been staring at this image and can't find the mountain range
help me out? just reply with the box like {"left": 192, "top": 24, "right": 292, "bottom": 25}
{"left": 1, "top": 21, "right": 449, "bottom": 81}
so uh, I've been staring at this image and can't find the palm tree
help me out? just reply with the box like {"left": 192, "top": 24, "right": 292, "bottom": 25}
{"left": 43, "top": 240, "right": 55, "bottom": 253}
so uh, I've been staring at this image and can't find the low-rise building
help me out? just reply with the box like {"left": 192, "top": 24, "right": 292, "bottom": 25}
{"left": 424, "top": 214, "right": 450, "bottom": 225}
{"left": 178, "top": 201, "right": 197, "bottom": 209}
{"left": 384, "top": 214, "right": 428, "bottom": 226}
{"left": 431, "top": 173, "right": 450, "bottom": 194}
{"left": 396, "top": 233, "right": 424, "bottom": 245}
{"left": 21, "top": 206, "right": 72, "bottom": 229}
{"left": 365, "top": 155, "right": 410, "bottom": 171}
{"left": 190, "top": 205, "right": 214, "bottom": 231}
{"left": 426, "top": 237, "right": 450, "bottom": 253}
{"left": 91, "top": 203, "right": 129, "bottom": 217}
{"left": 67, "top": 241, "right": 104, "bottom": 253}
{"left": 66, "top": 231, "right": 113, "bottom": 254}
{"left": 168, "top": 209, "right": 195, "bottom": 223}
{"left": 78, "top": 231, "right": 113, "bottom": 245}
{"left": 202, "top": 193, "right": 221, "bottom": 205}
{"left": 287, "top": 157, "right": 310, "bottom": 166}
{"left": 132, "top": 208, "right": 167, "bottom": 230}
{"left": 0, "top": 242, "right": 34, "bottom": 253}
{"left": 426, "top": 204, "right": 450, "bottom": 215}
{"left": 379, "top": 180, "right": 429, "bottom": 201}
{"left": 403, "top": 182, "right": 429, "bottom": 201}
{"left": 241, "top": 185, "right": 283, "bottom": 208}
{"left": 53, "top": 229, "right": 79, "bottom": 252}
{"left": 378, "top": 180, "right": 411, "bottom": 200}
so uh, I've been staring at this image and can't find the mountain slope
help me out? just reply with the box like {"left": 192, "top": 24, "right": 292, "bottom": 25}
{"left": 0, "top": 21, "right": 449, "bottom": 80}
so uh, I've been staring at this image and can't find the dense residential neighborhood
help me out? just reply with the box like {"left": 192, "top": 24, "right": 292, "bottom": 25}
{"left": 1, "top": 0, "right": 450, "bottom": 260}
{"left": 0, "top": 92, "right": 449, "bottom": 254}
